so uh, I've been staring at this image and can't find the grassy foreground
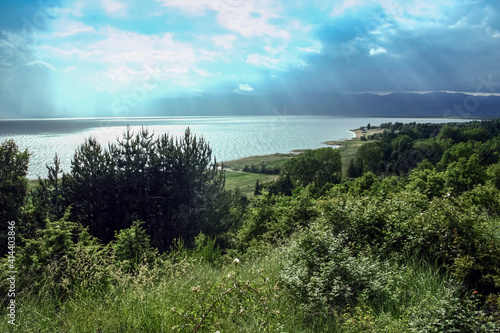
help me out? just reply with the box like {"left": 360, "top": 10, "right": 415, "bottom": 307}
{"left": 0, "top": 245, "right": 472, "bottom": 333}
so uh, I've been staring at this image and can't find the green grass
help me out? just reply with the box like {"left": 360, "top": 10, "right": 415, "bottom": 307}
{"left": 325, "top": 139, "right": 366, "bottom": 178}
{"left": 1, "top": 251, "right": 338, "bottom": 333}
{"left": 220, "top": 136, "right": 373, "bottom": 195}
{"left": 28, "top": 179, "right": 39, "bottom": 189}
{"left": 221, "top": 153, "right": 295, "bottom": 171}
{"left": 1, "top": 249, "right": 470, "bottom": 333}
{"left": 224, "top": 171, "right": 278, "bottom": 196}
{"left": 221, "top": 153, "right": 295, "bottom": 196}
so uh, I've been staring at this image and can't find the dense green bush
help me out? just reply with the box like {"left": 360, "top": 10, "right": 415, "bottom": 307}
{"left": 112, "top": 220, "right": 158, "bottom": 273}
{"left": 281, "top": 224, "right": 401, "bottom": 314}
{"left": 235, "top": 187, "right": 318, "bottom": 251}
{"left": 1, "top": 209, "right": 116, "bottom": 302}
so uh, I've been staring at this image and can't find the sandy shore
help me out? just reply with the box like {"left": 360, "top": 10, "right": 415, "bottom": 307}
{"left": 323, "top": 128, "right": 383, "bottom": 146}
{"left": 351, "top": 128, "right": 383, "bottom": 138}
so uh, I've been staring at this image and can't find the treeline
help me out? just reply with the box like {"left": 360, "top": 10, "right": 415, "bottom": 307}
{"left": 242, "top": 161, "right": 280, "bottom": 174}
{"left": 347, "top": 119, "right": 500, "bottom": 176}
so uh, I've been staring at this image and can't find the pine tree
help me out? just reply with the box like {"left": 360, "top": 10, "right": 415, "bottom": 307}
{"left": 254, "top": 180, "right": 262, "bottom": 196}
{"left": 0, "top": 140, "right": 30, "bottom": 255}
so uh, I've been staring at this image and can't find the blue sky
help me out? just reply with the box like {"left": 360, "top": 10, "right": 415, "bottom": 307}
{"left": 0, "top": 0, "right": 500, "bottom": 118}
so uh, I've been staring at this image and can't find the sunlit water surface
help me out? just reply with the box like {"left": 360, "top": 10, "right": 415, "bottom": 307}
{"left": 0, "top": 116, "right": 470, "bottom": 179}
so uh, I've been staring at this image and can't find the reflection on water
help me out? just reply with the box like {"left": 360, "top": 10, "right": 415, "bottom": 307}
{"left": 0, "top": 116, "right": 470, "bottom": 179}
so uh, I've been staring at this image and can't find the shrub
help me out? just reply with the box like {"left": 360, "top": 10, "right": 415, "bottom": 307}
{"left": 235, "top": 188, "right": 319, "bottom": 251}
{"left": 112, "top": 220, "right": 157, "bottom": 273}
{"left": 407, "top": 288, "right": 497, "bottom": 333}
{"left": 281, "top": 224, "right": 401, "bottom": 315}
{"left": 192, "top": 232, "right": 222, "bottom": 266}
{"left": 0, "top": 209, "right": 116, "bottom": 302}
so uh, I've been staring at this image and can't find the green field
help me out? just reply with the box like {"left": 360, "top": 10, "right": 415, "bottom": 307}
{"left": 224, "top": 171, "right": 278, "bottom": 196}
{"left": 220, "top": 153, "right": 295, "bottom": 171}
{"left": 325, "top": 128, "right": 382, "bottom": 176}
{"left": 222, "top": 130, "right": 371, "bottom": 197}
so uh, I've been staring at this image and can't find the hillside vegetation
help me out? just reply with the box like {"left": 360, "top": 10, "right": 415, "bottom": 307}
{"left": 1, "top": 119, "right": 500, "bottom": 332}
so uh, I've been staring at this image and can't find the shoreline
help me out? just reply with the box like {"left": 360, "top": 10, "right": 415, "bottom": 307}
{"left": 221, "top": 127, "right": 384, "bottom": 166}
{"left": 322, "top": 127, "right": 382, "bottom": 147}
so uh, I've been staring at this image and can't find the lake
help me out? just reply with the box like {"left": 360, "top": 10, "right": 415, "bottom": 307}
{"left": 0, "top": 116, "right": 470, "bottom": 179}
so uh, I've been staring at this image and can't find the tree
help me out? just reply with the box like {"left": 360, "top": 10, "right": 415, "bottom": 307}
{"left": 281, "top": 148, "right": 342, "bottom": 187}
{"left": 347, "top": 158, "right": 363, "bottom": 178}
{"left": 488, "top": 162, "right": 500, "bottom": 189}
{"left": 64, "top": 137, "right": 116, "bottom": 242}
{"left": 34, "top": 154, "right": 67, "bottom": 221}
{"left": 254, "top": 180, "right": 262, "bottom": 196}
{"left": 356, "top": 141, "right": 383, "bottom": 173}
{"left": 0, "top": 140, "right": 29, "bottom": 255}
{"left": 437, "top": 125, "right": 464, "bottom": 144}
{"left": 0, "top": 140, "right": 30, "bottom": 222}
{"left": 64, "top": 128, "right": 227, "bottom": 252}
{"left": 444, "top": 154, "right": 487, "bottom": 194}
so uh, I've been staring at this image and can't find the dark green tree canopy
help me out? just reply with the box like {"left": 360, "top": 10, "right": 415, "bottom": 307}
{"left": 63, "top": 127, "right": 226, "bottom": 251}
{"left": 281, "top": 147, "right": 342, "bottom": 188}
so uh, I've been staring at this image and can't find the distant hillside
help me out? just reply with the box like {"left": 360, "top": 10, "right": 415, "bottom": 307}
{"left": 3, "top": 92, "right": 497, "bottom": 119}
{"left": 145, "top": 92, "right": 499, "bottom": 118}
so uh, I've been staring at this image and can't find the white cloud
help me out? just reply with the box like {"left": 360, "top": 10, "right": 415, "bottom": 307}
{"left": 289, "top": 19, "right": 312, "bottom": 32}
{"left": 237, "top": 83, "right": 254, "bottom": 92}
{"left": 212, "top": 34, "right": 237, "bottom": 50}
{"left": 193, "top": 68, "right": 214, "bottom": 76}
{"left": 297, "top": 46, "right": 319, "bottom": 53}
{"left": 52, "top": 20, "right": 95, "bottom": 37}
{"left": 330, "top": 0, "right": 365, "bottom": 17}
{"left": 35, "top": 27, "right": 206, "bottom": 93}
{"left": 246, "top": 51, "right": 307, "bottom": 71}
{"left": 101, "top": 0, "right": 128, "bottom": 16}
{"left": 264, "top": 46, "right": 284, "bottom": 56}
{"left": 298, "top": 41, "right": 322, "bottom": 53}
{"left": 330, "top": 0, "right": 451, "bottom": 24}
{"left": 26, "top": 60, "right": 56, "bottom": 71}
{"left": 246, "top": 53, "right": 280, "bottom": 69}
{"left": 156, "top": 0, "right": 290, "bottom": 39}
{"left": 369, "top": 46, "right": 387, "bottom": 55}
{"left": 62, "top": 66, "right": 77, "bottom": 73}
{"left": 62, "top": 1, "right": 86, "bottom": 17}
{"left": 39, "top": 27, "right": 197, "bottom": 67}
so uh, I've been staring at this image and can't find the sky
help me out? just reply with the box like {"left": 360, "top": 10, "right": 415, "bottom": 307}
{"left": 0, "top": 0, "right": 500, "bottom": 118}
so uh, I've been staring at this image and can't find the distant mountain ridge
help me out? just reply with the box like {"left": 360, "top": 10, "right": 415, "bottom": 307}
{"left": 147, "top": 92, "right": 499, "bottom": 118}
{"left": 5, "top": 92, "right": 499, "bottom": 119}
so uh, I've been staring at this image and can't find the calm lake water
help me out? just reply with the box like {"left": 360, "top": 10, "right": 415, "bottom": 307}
{"left": 0, "top": 116, "right": 470, "bottom": 179}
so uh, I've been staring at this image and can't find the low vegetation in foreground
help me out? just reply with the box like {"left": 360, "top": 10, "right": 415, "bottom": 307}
{"left": 1, "top": 120, "right": 500, "bottom": 332}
